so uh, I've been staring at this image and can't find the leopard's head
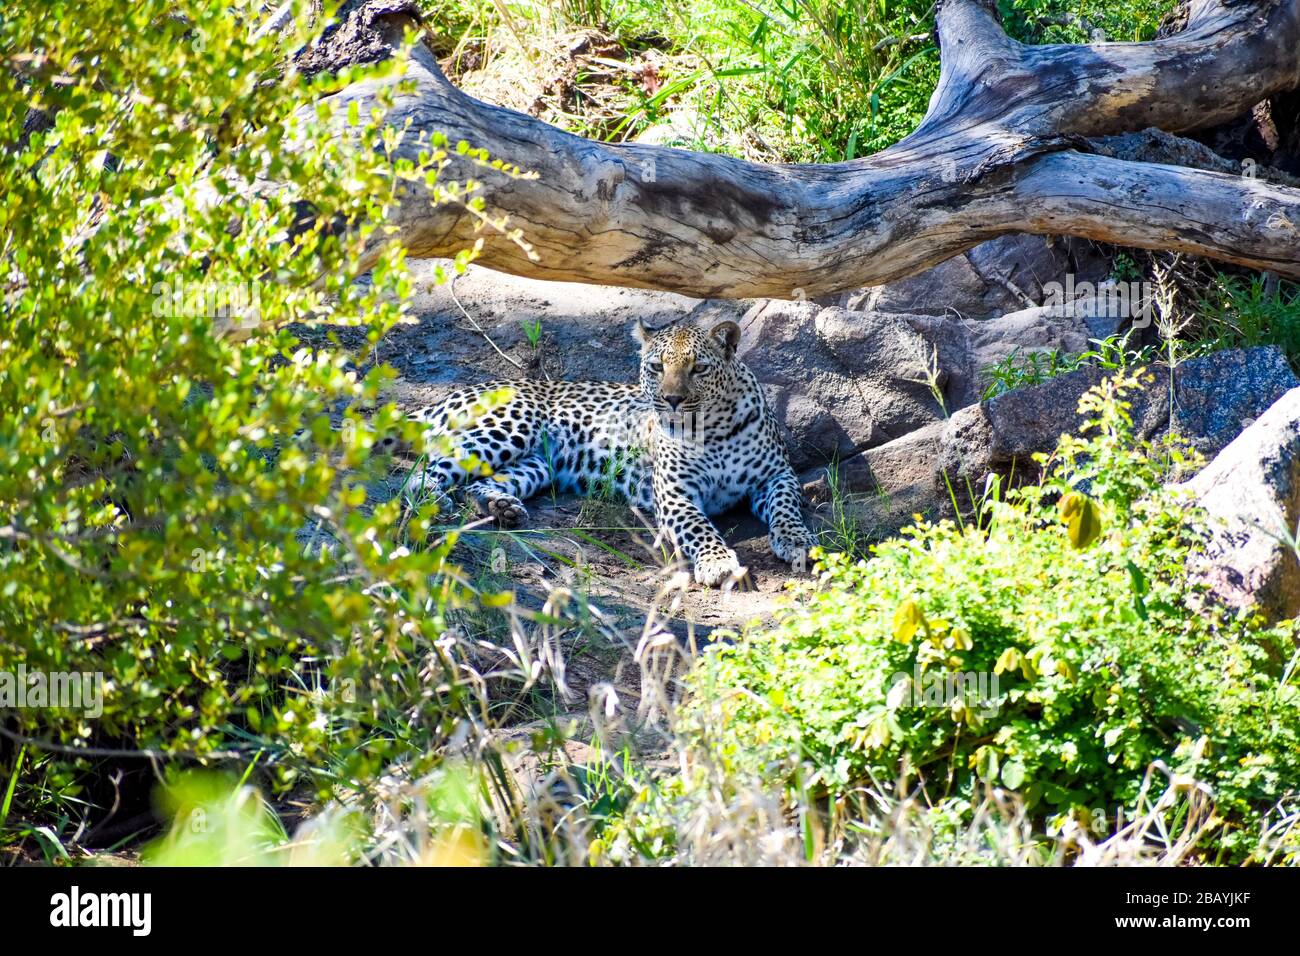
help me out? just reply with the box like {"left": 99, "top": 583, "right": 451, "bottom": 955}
{"left": 633, "top": 319, "right": 743, "bottom": 413}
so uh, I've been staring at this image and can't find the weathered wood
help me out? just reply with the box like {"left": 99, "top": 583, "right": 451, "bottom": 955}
{"left": 313, "top": 0, "right": 1300, "bottom": 297}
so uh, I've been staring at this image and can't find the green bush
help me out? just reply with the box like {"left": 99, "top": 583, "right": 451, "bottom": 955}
{"left": 980, "top": 335, "right": 1160, "bottom": 400}
{"left": 671, "top": 373, "right": 1300, "bottom": 861}
{"left": 0, "top": 0, "right": 510, "bottom": 852}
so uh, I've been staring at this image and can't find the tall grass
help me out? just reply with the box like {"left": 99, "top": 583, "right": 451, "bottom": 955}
{"left": 1195, "top": 273, "right": 1300, "bottom": 364}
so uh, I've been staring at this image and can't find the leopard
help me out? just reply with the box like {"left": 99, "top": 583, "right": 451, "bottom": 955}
{"left": 408, "top": 318, "right": 817, "bottom": 587}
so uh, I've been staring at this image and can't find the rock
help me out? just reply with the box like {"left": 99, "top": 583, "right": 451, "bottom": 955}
{"left": 834, "top": 235, "right": 1112, "bottom": 321}
{"left": 936, "top": 365, "right": 1162, "bottom": 490}
{"left": 395, "top": 264, "right": 976, "bottom": 473}
{"left": 394, "top": 263, "right": 1292, "bottom": 508}
{"left": 807, "top": 347, "right": 1299, "bottom": 518}
{"left": 1184, "top": 387, "right": 1300, "bottom": 622}
{"left": 400, "top": 263, "right": 985, "bottom": 472}
{"left": 800, "top": 422, "right": 948, "bottom": 544}
{"left": 802, "top": 421, "right": 943, "bottom": 504}
{"left": 894, "top": 312, "right": 980, "bottom": 410}
{"left": 936, "top": 346, "right": 1298, "bottom": 492}
{"left": 842, "top": 251, "right": 991, "bottom": 317}
{"left": 738, "top": 302, "right": 969, "bottom": 471}
{"left": 387, "top": 260, "right": 748, "bottom": 408}
{"left": 1166, "top": 349, "right": 1300, "bottom": 454}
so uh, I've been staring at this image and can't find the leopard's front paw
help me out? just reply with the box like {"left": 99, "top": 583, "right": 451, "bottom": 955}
{"left": 693, "top": 547, "right": 747, "bottom": 588}
{"left": 482, "top": 495, "right": 529, "bottom": 530}
{"left": 770, "top": 524, "right": 817, "bottom": 567}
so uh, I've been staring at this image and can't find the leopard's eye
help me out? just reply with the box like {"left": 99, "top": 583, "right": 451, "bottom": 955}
{"left": 648, "top": 361, "right": 664, "bottom": 374}
{"left": 691, "top": 363, "right": 711, "bottom": 376}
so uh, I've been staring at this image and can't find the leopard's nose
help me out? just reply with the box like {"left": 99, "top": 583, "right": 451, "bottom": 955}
{"left": 665, "top": 394, "right": 685, "bottom": 410}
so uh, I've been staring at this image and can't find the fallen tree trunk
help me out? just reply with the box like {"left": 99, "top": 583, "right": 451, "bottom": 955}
{"left": 314, "top": 0, "right": 1300, "bottom": 298}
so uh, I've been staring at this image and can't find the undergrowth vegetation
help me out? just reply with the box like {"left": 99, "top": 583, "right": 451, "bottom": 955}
{"left": 606, "top": 375, "right": 1300, "bottom": 865}
{"left": 980, "top": 256, "right": 1300, "bottom": 400}
{"left": 120, "top": 375, "right": 1300, "bottom": 867}
{"left": 429, "top": 0, "right": 1174, "bottom": 163}
{"left": 0, "top": 0, "right": 553, "bottom": 861}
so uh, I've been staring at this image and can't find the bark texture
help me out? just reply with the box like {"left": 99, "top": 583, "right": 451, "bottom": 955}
{"left": 306, "top": 0, "right": 1300, "bottom": 297}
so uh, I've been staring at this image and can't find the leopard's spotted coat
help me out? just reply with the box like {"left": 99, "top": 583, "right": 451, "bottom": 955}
{"left": 409, "top": 320, "right": 816, "bottom": 586}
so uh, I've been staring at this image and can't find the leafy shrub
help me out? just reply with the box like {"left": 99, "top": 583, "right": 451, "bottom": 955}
{"left": 981, "top": 334, "right": 1159, "bottom": 399}
{"left": 0, "top": 0, "right": 522, "bottom": 851}
{"left": 999, "top": 0, "right": 1174, "bottom": 45}
{"left": 667, "top": 373, "right": 1300, "bottom": 861}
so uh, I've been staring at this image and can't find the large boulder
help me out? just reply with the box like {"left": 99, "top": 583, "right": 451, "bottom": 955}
{"left": 1183, "top": 387, "right": 1300, "bottom": 623}
{"left": 397, "top": 261, "right": 1274, "bottom": 490}
{"left": 389, "top": 260, "right": 746, "bottom": 400}
{"left": 803, "top": 347, "right": 1300, "bottom": 533}
{"left": 743, "top": 298, "right": 1141, "bottom": 471}
{"left": 737, "top": 302, "right": 972, "bottom": 471}
{"left": 394, "top": 264, "right": 977, "bottom": 472}
{"left": 802, "top": 419, "right": 943, "bottom": 502}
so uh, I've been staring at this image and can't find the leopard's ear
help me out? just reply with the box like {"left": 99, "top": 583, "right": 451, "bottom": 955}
{"left": 709, "top": 320, "right": 741, "bottom": 359}
{"left": 632, "top": 319, "right": 651, "bottom": 346}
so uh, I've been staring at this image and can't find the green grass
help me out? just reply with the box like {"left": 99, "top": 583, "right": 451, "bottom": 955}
{"left": 1195, "top": 274, "right": 1300, "bottom": 365}
{"left": 426, "top": 0, "right": 1178, "bottom": 164}
{"left": 981, "top": 333, "right": 1161, "bottom": 400}
{"left": 818, "top": 457, "right": 880, "bottom": 559}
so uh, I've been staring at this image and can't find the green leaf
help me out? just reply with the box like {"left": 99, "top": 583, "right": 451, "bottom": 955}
{"left": 1001, "top": 759, "right": 1026, "bottom": 790}
{"left": 972, "top": 745, "right": 1000, "bottom": 782}
{"left": 1058, "top": 491, "right": 1102, "bottom": 549}
{"left": 893, "top": 598, "right": 925, "bottom": 643}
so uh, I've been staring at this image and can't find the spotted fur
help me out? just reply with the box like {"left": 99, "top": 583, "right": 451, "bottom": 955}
{"left": 409, "top": 319, "right": 817, "bottom": 586}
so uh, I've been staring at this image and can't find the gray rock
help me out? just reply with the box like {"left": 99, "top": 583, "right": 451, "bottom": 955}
{"left": 937, "top": 365, "right": 1161, "bottom": 490}
{"left": 399, "top": 264, "right": 986, "bottom": 473}
{"left": 897, "top": 313, "right": 980, "bottom": 410}
{"left": 1168, "top": 349, "right": 1300, "bottom": 455}
{"left": 388, "top": 260, "right": 749, "bottom": 408}
{"left": 802, "top": 421, "right": 943, "bottom": 504}
{"left": 808, "top": 347, "right": 1298, "bottom": 523}
{"left": 392, "top": 264, "right": 1293, "bottom": 528}
{"left": 395, "top": 264, "right": 973, "bottom": 473}
{"left": 738, "top": 302, "right": 967, "bottom": 471}
{"left": 833, "top": 235, "right": 1112, "bottom": 321}
{"left": 1184, "top": 386, "right": 1300, "bottom": 622}
{"left": 936, "top": 346, "right": 1298, "bottom": 492}
{"left": 800, "top": 422, "right": 948, "bottom": 546}
{"left": 968, "top": 303, "right": 1128, "bottom": 394}
{"left": 843, "top": 251, "right": 991, "bottom": 318}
